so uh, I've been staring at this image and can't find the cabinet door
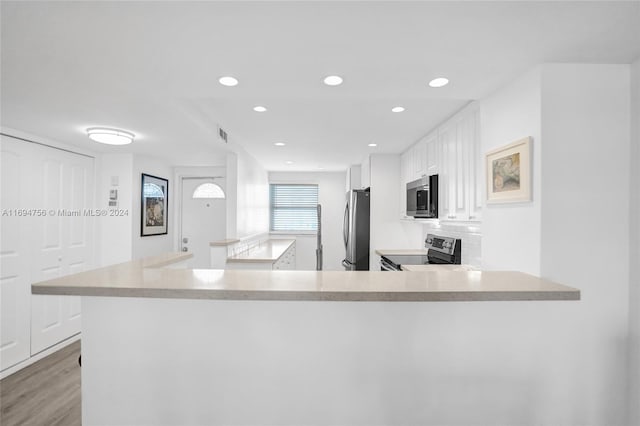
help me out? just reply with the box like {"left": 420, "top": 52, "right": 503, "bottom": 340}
{"left": 399, "top": 151, "right": 411, "bottom": 217}
{"left": 413, "top": 138, "right": 427, "bottom": 179}
{"left": 361, "top": 157, "right": 371, "bottom": 188}
{"left": 30, "top": 144, "right": 94, "bottom": 355}
{"left": 0, "top": 137, "right": 33, "bottom": 370}
{"left": 289, "top": 243, "right": 296, "bottom": 270}
{"left": 467, "top": 107, "right": 482, "bottom": 221}
{"left": 425, "top": 131, "right": 438, "bottom": 175}
{"left": 438, "top": 122, "right": 457, "bottom": 219}
{"left": 438, "top": 104, "right": 482, "bottom": 222}
{"left": 452, "top": 115, "right": 470, "bottom": 220}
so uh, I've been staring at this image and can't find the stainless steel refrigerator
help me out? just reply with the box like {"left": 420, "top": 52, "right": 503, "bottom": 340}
{"left": 342, "top": 189, "right": 370, "bottom": 271}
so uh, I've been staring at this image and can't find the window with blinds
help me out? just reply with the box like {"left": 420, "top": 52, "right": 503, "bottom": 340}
{"left": 270, "top": 184, "right": 319, "bottom": 232}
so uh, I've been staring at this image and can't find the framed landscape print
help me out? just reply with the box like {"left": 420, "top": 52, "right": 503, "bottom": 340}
{"left": 486, "top": 137, "right": 532, "bottom": 203}
{"left": 141, "top": 173, "right": 168, "bottom": 236}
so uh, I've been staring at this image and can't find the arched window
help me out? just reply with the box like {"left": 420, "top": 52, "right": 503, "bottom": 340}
{"left": 192, "top": 182, "right": 225, "bottom": 199}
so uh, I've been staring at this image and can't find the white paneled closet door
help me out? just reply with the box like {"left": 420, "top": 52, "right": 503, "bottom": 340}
{"left": 30, "top": 142, "right": 94, "bottom": 355}
{"left": 0, "top": 137, "right": 34, "bottom": 370}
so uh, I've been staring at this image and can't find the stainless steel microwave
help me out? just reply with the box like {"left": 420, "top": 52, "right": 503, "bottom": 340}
{"left": 406, "top": 175, "right": 438, "bottom": 218}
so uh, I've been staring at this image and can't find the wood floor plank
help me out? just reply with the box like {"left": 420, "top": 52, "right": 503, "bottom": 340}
{"left": 1, "top": 340, "right": 81, "bottom": 426}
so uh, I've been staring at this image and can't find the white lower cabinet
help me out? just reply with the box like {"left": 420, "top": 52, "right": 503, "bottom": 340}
{"left": 272, "top": 242, "right": 296, "bottom": 270}
{"left": 1, "top": 135, "right": 94, "bottom": 372}
{"left": 226, "top": 241, "right": 297, "bottom": 271}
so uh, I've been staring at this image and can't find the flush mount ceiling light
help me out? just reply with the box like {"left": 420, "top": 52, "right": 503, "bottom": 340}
{"left": 429, "top": 77, "right": 449, "bottom": 88}
{"left": 368, "top": 143, "right": 378, "bottom": 147}
{"left": 86, "top": 127, "right": 135, "bottom": 145}
{"left": 274, "top": 142, "right": 286, "bottom": 146}
{"left": 253, "top": 106, "right": 267, "bottom": 112}
{"left": 323, "top": 75, "right": 343, "bottom": 86}
{"left": 218, "top": 76, "right": 239, "bottom": 86}
{"left": 391, "top": 106, "right": 405, "bottom": 113}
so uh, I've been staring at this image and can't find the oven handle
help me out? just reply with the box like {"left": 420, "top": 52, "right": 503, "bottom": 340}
{"left": 379, "top": 259, "right": 399, "bottom": 271}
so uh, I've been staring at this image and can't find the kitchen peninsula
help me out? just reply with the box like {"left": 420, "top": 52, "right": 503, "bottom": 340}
{"left": 32, "top": 253, "right": 580, "bottom": 425}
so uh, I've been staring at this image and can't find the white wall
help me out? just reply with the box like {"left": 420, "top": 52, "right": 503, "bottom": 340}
{"left": 227, "top": 148, "right": 268, "bottom": 239}
{"left": 478, "top": 64, "right": 632, "bottom": 425}
{"left": 369, "top": 154, "right": 425, "bottom": 270}
{"left": 96, "top": 154, "right": 133, "bottom": 266}
{"left": 629, "top": 57, "right": 640, "bottom": 426}
{"left": 269, "top": 171, "right": 347, "bottom": 271}
{"left": 540, "top": 64, "right": 631, "bottom": 424}
{"left": 480, "top": 67, "right": 542, "bottom": 274}
{"left": 132, "top": 154, "right": 174, "bottom": 259}
{"left": 225, "top": 153, "right": 238, "bottom": 239}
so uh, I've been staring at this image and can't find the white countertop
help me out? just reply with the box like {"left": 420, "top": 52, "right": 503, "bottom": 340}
{"left": 226, "top": 239, "right": 295, "bottom": 263}
{"left": 31, "top": 252, "right": 580, "bottom": 302}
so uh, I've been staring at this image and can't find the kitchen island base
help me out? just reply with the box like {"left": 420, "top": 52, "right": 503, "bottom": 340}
{"left": 82, "top": 295, "right": 582, "bottom": 425}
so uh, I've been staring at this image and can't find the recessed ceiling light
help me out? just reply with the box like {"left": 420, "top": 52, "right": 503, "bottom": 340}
{"left": 86, "top": 127, "right": 135, "bottom": 145}
{"left": 368, "top": 143, "right": 377, "bottom": 147}
{"left": 219, "top": 76, "right": 239, "bottom": 87}
{"left": 253, "top": 106, "right": 267, "bottom": 112}
{"left": 317, "top": 167, "right": 325, "bottom": 170}
{"left": 323, "top": 75, "right": 343, "bottom": 86}
{"left": 429, "top": 77, "right": 449, "bottom": 88}
{"left": 285, "top": 160, "right": 294, "bottom": 165}
{"left": 274, "top": 142, "right": 286, "bottom": 147}
{"left": 391, "top": 106, "right": 405, "bottom": 113}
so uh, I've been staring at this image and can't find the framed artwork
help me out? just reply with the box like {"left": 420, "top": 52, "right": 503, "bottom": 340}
{"left": 486, "top": 137, "right": 532, "bottom": 203}
{"left": 141, "top": 173, "right": 168, "bottom": 236}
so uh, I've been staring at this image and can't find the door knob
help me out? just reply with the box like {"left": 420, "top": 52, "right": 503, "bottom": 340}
{"left": 182, "top": 247, "right": 188, "bottom": 252}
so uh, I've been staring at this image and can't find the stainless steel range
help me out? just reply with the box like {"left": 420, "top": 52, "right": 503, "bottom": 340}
{"left": 380, "top": 234, "right": 461, "bottom": 271}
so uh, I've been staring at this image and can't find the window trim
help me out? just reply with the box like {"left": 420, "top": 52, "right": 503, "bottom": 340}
{"left": 269, "top": 183, "right": 319, "bottom": 232}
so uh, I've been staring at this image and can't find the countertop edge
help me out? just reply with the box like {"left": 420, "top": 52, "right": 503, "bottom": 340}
{"left": 210, "top": 239, "right": 241, "bottom": 247}
{"left": 375, "top": 249, "right": 430, "bottom": 256}
{"left": 31, "top": 286, "right": 580, "bottom": 302}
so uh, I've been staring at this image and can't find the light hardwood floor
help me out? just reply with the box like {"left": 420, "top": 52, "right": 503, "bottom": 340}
{"left": 1, "top": 340, "right": 81, "bottom": 426}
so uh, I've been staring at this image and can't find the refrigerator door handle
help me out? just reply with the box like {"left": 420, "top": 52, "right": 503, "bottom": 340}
{"left": 342, "top": 201, "right": 349, "bottom": 249}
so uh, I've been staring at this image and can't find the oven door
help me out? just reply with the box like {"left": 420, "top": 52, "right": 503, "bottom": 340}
{"left": 380, "top": 256, "right": 400, "bottom": 271}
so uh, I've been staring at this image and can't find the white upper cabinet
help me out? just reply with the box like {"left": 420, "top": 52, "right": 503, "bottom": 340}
{"left": 413, "top": 137, "right": 428, "bottom": 179}
{"left": 400, "top": 102, "right": 481, "bottom": 222}
{"left": 361, "top": 156, "right": 371, "bottom": 189}
{"left": 346, "top": 165, "right": 362, "bottom": 191}
{"left": 425, "top": 131, "right": 438, "bottom": 175}
{"left": 400, "top": 150, "right": 411, "bottom": 217}
{"left": 467, "top": 106, "right": 483, "bottom": 221}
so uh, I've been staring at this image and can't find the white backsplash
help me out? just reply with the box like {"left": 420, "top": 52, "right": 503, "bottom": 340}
{"left": 403, "top": 220, "right": 482, "bottom": 268}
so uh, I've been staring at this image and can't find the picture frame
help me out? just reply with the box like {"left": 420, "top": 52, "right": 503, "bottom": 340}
{"left": 486, "top": 137, "right": 532, "bottom": 204}
{"left": 141, "top": 173, "right": 168, "bottom": 236}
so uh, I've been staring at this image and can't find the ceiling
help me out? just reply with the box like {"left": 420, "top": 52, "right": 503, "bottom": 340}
{"left": 1, "top": 1, "right": 639, "bottom": 171}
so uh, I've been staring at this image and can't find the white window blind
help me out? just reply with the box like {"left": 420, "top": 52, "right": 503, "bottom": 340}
{"left": 270, "top": 184, "right": 318, "bottom": 231}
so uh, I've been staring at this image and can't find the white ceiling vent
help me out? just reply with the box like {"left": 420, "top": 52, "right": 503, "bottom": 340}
{"left": 217, "top": 126, "right": 228, "bottom": 143}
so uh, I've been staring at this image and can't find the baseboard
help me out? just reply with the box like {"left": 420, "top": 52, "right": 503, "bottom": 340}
{"left": 0, "top": 333, "right": 81, "bottom": 380}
